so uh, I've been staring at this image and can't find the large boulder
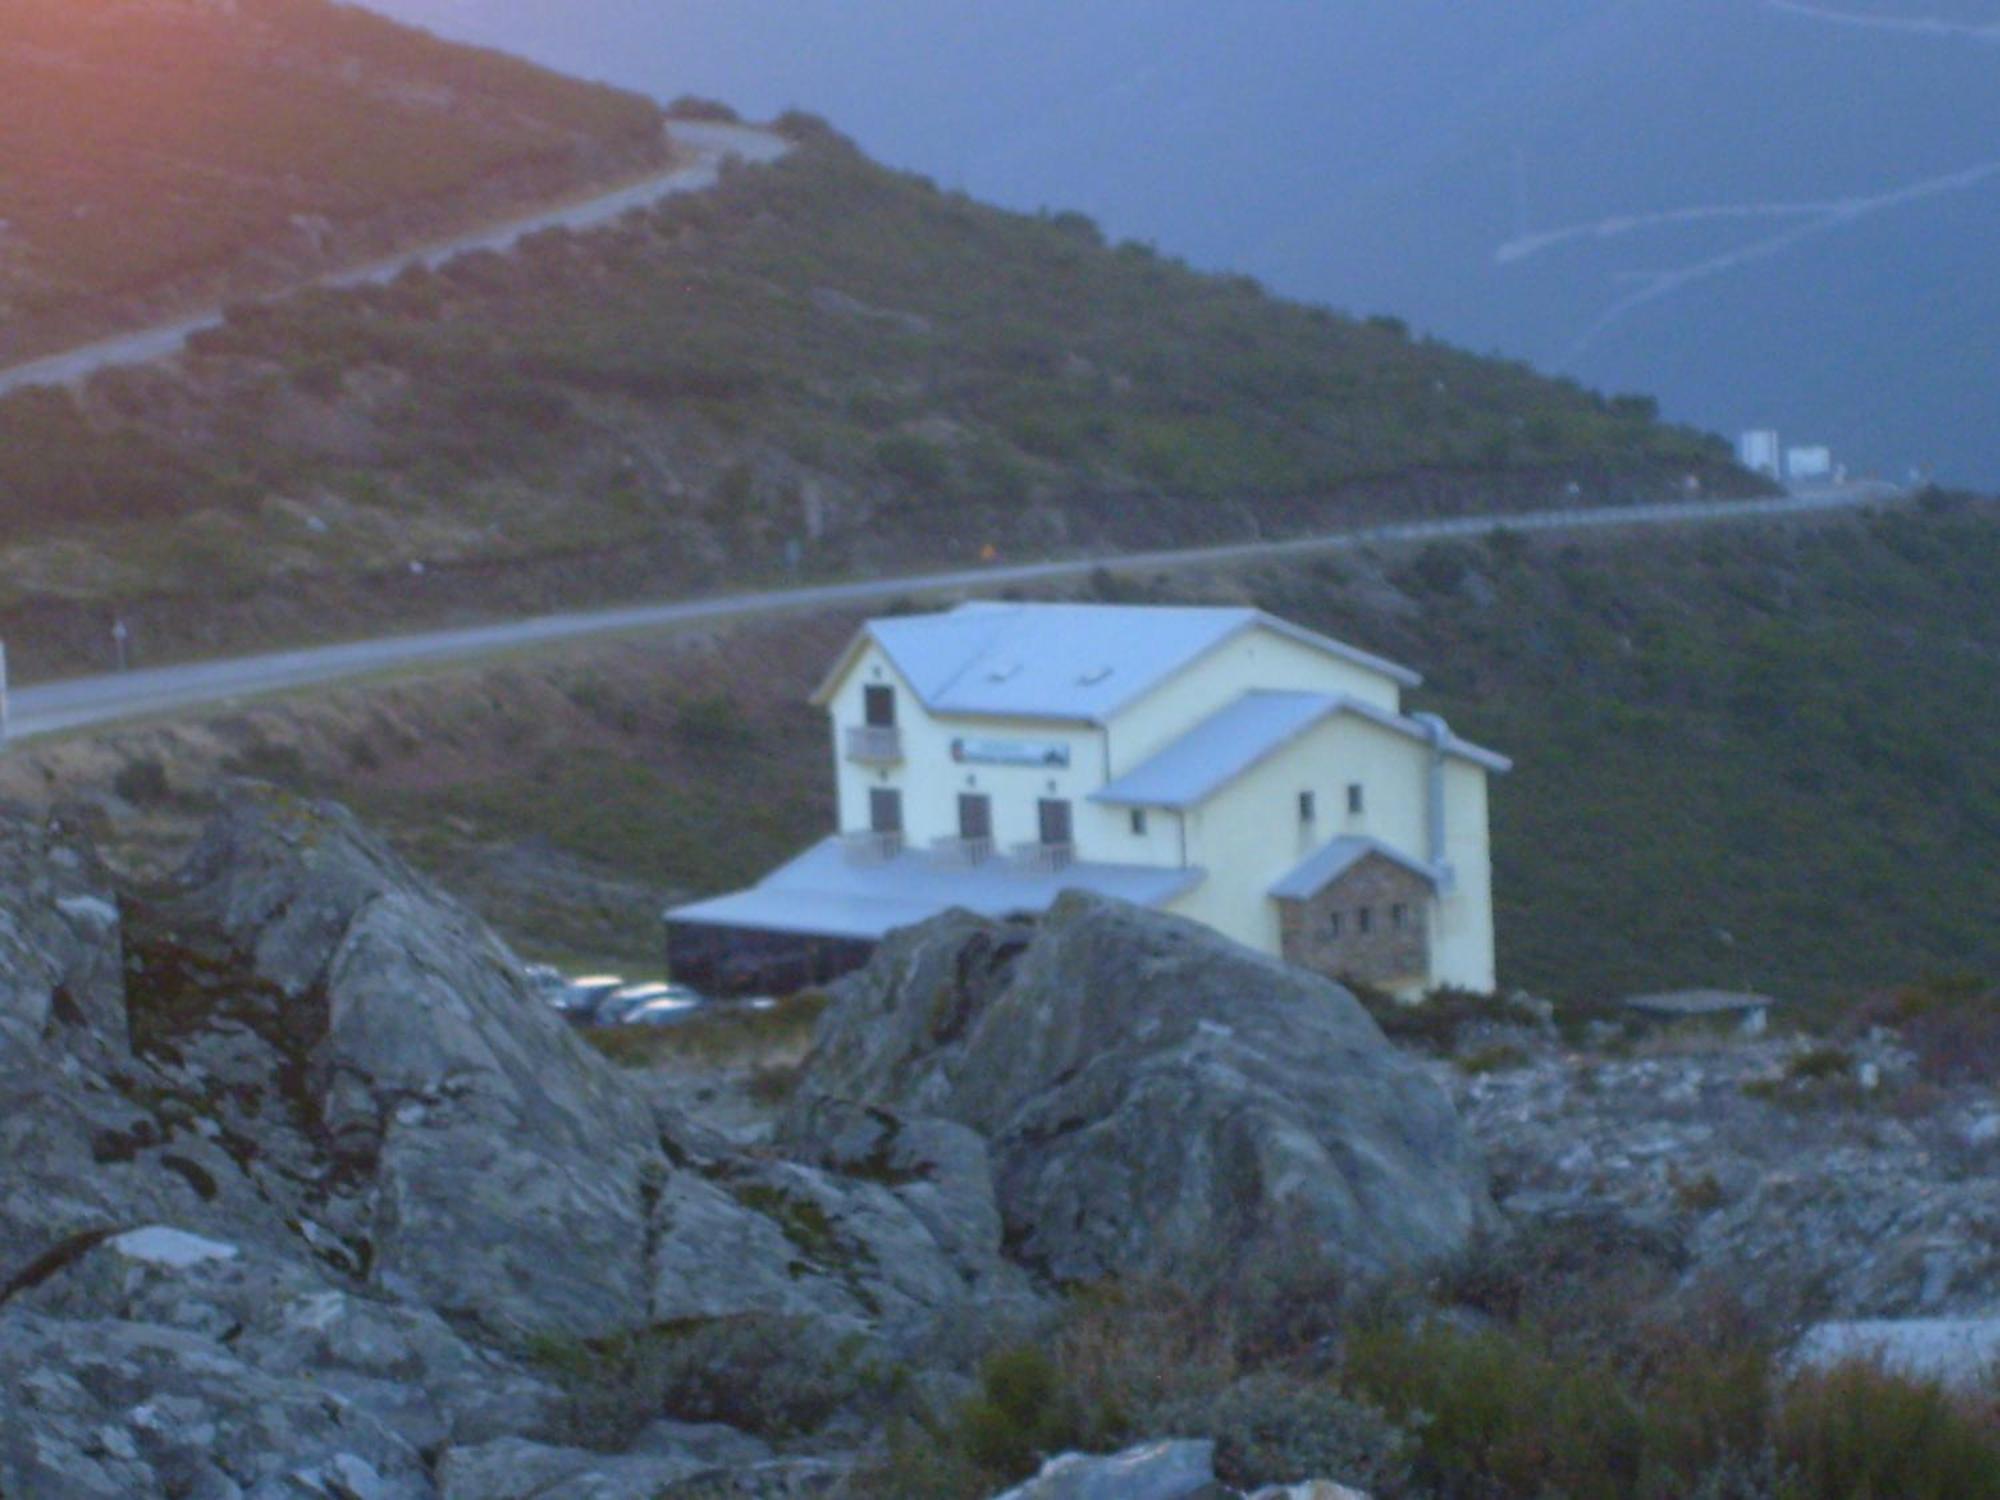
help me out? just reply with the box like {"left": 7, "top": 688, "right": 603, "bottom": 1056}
{"left": 131, "top": 785, "right": 665, "bottom": 1341}
{"left": 0, "top": 789, "right": 1056, "bottom": 1497}
{"left": 790, "top": 895, "right": 1491, "bottom": 1284}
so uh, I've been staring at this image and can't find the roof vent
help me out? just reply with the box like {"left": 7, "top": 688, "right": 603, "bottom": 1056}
{"left": 1077, "top": 666, "right": 1114, "bottom": 685}
{"left": 986, "top": 662, "right": 1022, "bottom": 682}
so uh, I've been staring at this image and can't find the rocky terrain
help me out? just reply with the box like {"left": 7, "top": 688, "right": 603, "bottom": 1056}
{"left": 0, "top": 786, "right": 1479, "bottom": 1498}
{"left": 1445, "top": 1026, "right": 2000, "bottom": 1326}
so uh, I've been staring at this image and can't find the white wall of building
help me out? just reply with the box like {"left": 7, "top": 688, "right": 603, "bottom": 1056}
{"left": 1105, "top": 624, "right": 1404, "bottom": 776}
{"left": 1159, "top": 711, "right": 1495, "bottom": 993}
{"left": 1431, "top": 760, "right": 1497, "bottom": 992}
{"left": 822, "top": 622, "right": 1497, "bottom": 994}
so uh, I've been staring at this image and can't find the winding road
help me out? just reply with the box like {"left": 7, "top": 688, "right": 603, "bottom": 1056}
{"left": 0, "top": 121, "right": 791, "bottom": 400}
{"left": 0, "top": 483, "right": 1906, "bottom": 744}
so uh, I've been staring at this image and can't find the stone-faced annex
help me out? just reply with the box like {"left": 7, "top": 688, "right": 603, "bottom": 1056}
{"left": 667, "top": 601, "right": 1509, "bottom": 996}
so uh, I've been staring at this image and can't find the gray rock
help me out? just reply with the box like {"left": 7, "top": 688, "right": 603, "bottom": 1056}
{"left": 990, "top": 1440, "right": 1221, "bottom": 1500}
{"left": 0, "top": 1311, "right": 431, "bottom": 1499}
{"left": 0, "top": 809, "right": 127, "bottom": 1059}
{"left": 1455, "top": 1035, "right": 2000, "bottom": 1319}
{"left": 1792, "top": 1316, "right": 2000, "bottom": 1392}
{"left": 437, "top": 1435, "right": 713, "bottom": 1500}
{"left": 143, "top": 787, "right": 665, "bottom": 1341}
{"left": 792, "top": 895, "right": 1490, "bottom": 1284}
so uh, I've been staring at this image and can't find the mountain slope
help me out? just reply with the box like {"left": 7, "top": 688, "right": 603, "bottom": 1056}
{"left": 0, "top": 119, "right": 1747, "bottom": 678}
{"left": 0, "top": 0, "right": 665, "bottom": 360}
{"left": 360, "top": 0, "right": 2000, "bottom": 485}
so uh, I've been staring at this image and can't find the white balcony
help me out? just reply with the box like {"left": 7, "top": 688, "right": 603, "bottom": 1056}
{"left": 930, "top": 834, "right": 996, "bottom": 867}
{"left": 845, "top": 725, "right": 903, "bottom": 765}
{"left": 842, "top": 830, "right": 904, "bottom": 865}
{"left": 1011, "top": 841, "right": 1076, "bottom": 874}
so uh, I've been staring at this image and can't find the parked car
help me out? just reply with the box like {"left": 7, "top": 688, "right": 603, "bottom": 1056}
{"left": 556, "top": 975, "right": 627, "bottom": 1023}
{"left": 620, "top": 987, "right": 707, "bottom": 1027}
{"left": 598, "top": 981, "right": 706, "bottom": 1026}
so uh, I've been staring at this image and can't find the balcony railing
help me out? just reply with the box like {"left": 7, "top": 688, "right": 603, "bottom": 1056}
{"left": 1011, "top": 841, "right": 1076, "bottom": 874}
{"left": 842, "top": 830, "right": 904, "bottom": 865}
{"left": 844, "top": 725, "right": 903, "bottom": 765}
{"left": 930, "top": 834, "right": 995, "bottom": 867}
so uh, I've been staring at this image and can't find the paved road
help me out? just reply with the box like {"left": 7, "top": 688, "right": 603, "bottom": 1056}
{"left": 0, "top": 122, "right": 790, "bottom": 400}
{"left": 0, "top": 483, "right": 1905, "bottom": 743}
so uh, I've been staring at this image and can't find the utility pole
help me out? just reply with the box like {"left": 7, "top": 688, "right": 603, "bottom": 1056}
{"left": 0, "top": 639, "right": 9, "bottom": 744}
{"left": 112, "top": 616, "right": 129, "bottom": 672}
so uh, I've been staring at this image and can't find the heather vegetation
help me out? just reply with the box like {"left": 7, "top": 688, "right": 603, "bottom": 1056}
{"left": 1243, "top": 496, "right": 2000, "bottom": 1004}
{"left": 0, "top": 0, "right": 661, "bottom": 345}
{"left": 848, "top": 1231, "right": 2000, "bottom": 1498}
{"left": 0, "top": 113, "right": 1734, "bottom": 640}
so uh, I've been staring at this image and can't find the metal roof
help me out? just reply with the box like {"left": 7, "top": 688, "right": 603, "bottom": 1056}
{"left": 1092, "top": 690, "right": 1510, "bottom": 810}
{"left": 1092, "top": 691, "right": 1337, "bottom": 808}
{"left": 1269, "top": 836, "right": 1442, "bottom": 901}
{"left": 664, "top": 837, "right": 1205, "bottom": 942}
{"left": 811, "top": 602, "right": 1421, "bottom": 722}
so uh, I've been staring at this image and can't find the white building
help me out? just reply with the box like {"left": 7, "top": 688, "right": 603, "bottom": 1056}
{"left": 666, "top": 602, "right": 1510, "bottom": 997}
{"left": 1785, "top": 445, "right": 1834, "bottom": 484}
{"left": 1738, "top": 429, "right": 1782, "bottom": 482}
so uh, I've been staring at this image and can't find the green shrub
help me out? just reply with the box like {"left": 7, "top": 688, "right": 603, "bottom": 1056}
{"left": 1358, "top": 984, "right": 1548, "bottom": 1056}
{"left": 1344, "top": 1316, "right": 1778, "bottom": 1500}
{"left": 1153, "top": 1374, "right": 1414, "bottom": 1494}
{"left": 956, "top": 1346, "right": 1087, "bottom": 1480}
{"left": 1785, "top": 1046, "right": 1854, "bottom": 1083}
{"left": 1869, "top": 974, "right": 2000, "bottom": 1085}
{"left": 531, "top": 1315, "right": 901, "bottom": 1447}
{"left": 1774, "top": 1362, "right": 2000, "bottom": 1500}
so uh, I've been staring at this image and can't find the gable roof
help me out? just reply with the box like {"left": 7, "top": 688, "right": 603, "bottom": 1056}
{"left": 1091, "top": 689, "right": 1511, "bottom": 810}
{"left": 810, "top": 602, "right": 1420, "bottom": 723}
{"left": 1269, "top": 836, "right": 1442, "bottom": 901}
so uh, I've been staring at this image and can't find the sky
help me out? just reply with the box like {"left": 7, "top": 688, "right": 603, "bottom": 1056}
{"left": 366, "top": 0, "right": 2000, "bottom": 485}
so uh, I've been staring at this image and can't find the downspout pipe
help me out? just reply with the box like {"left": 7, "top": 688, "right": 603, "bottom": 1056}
{"left": 1412, "top": 712, "right": 1456, "bottom": 894}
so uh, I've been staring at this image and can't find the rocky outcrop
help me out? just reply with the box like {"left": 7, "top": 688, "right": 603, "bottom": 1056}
{"left": 789, "top": 894, "right": 1492, "bottom": 1285}
{"left": 1449, "top": 1031, "right": 2000, "bottom": 1320}
{"left": 0, "top": 790, "right": 1037, "bottom": 1498}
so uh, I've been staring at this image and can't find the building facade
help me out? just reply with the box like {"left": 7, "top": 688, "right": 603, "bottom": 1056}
{"left": 667, "top": 602, "right": 1509, "bottom": 997}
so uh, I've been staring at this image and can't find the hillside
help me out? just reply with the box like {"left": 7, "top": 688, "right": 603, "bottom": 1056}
{"left": 10, "top": 495, "right": 1995, "bottom": 1009}
{"left": 0, "top": 116, "right": 1749, "bottom": 678}
{"left": 0, "top": 0, "right": 666, "bottom": 362}
{"left": 364, "top": 0, "right": 2000, "bottom": 486}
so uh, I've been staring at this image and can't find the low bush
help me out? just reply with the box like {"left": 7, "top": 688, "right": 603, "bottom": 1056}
{"left": 1774, "top": 1361, "right": 2000, "bottom": 1499}
{"left": 1863, "top": 974, "right": 2000, "bottom": 1086}
{"left": 1152, "top": 1374, "right": 1414, "bottom": 1494}
{"left": 1357, "top": 984, "right": 1549, "bottom": 1056}
{"left": 1784, "top": 1045, "right": 1854, "bottom": 1083}
{"left": 531, "top": 1314, "right": 901, "bottom": 1448}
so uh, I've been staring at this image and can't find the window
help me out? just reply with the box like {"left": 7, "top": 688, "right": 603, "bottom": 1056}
{"left": 868, "top": 787, "right": 903, "bottom": 835}
{"left": 1298, "top": 790, "right": 1316, "bottom": 824}
{"left": 1392, "top": 903, "right": 1408, "bottom": 930}
{"left": 1038, "top": 798, "right": 1074, "bottom": 847}
{"left": 863, "top": 684, "right": 896, "bottom": 728}
{"left": 1328, "top": 912, "right": 1344, "bottom": 938}
{"left": 1347, "top": 783, "right": 1365, "bottom": 815}
{"left": 1130, "top": 808, "right": 1148, "bottom": 836}
{"left": 1357, "top": 906, "right": 1373, "bottom": 934}
{"left": 958, "top": 794, "right": 992, "bottom": 841}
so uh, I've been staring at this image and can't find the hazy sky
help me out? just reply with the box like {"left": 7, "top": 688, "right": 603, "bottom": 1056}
{"left": 368, "top": 1, "right": 2000, "bottom": 483}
